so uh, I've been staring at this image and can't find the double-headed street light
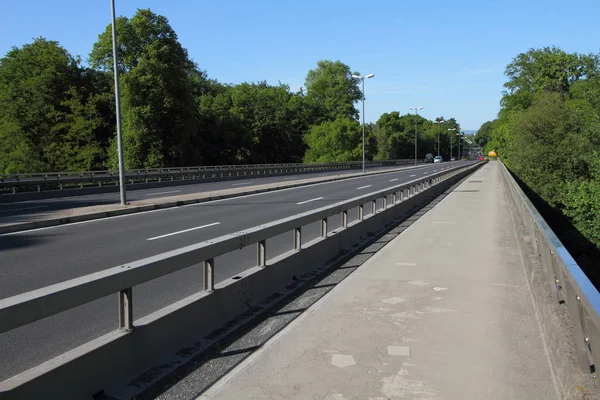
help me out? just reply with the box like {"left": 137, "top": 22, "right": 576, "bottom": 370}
{"left": 409, "top": 106, "right": 424, "bottom": 165}
{"left": 352, "top": 73, "right": 375, "bottom": 173}
{"left": 448, "top": 128, "right": 456, "bottom": 160}
{"left": 433, "top": 119, "right": 445, "bottom": 157}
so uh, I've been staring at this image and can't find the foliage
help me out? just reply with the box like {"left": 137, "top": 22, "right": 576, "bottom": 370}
{"left": 487, "top": 46, "right": 600, "bottom": 249}
{"left": 304, "top": 117, "right": 362, "bottom": 163}
{"left": 304, "top": 60, "right": 362, "bottom": 124}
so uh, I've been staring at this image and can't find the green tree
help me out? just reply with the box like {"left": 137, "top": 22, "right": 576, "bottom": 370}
{"left": 304, "top": 60, "right": 362, "bottom": 124}
{"left": 304, "top": 117, "right": 362, "bottom": 163}
{"left": 0, "top": 38, "right": 111, "bottom": 173}
{"left": 475, "top": 121, "right": 494, "bottom": 149}
{"left": 90, "top": 9, "right": 201, "bottom": 168}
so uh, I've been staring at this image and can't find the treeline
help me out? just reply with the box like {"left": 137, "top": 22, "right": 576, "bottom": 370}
{"left": 0, "top": 9, "right": 464, "bottom": 174}
{"left": 476, "top": 46, "right": 600, "bottom": 254}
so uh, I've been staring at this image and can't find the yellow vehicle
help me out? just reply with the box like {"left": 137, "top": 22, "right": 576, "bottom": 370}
{"left": 488, "top": 150, "right": 497, "bottom": 157}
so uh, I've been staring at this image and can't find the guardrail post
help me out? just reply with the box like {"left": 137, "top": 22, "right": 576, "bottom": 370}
{"left": 342, "top": 210, "right": 348, "bottom": 227}
{"left": 118, "top": 288, "right": 133, "bottom": 330}
{"left": 321, "top": 218, "right": 328, "bottom": 237}
{"left": 294, "top": 227, "right": 302, "bottom": 250}
{"left": 392, "top": 192, "right": 397, "bottom": 204}
{"left": 372, "top": 199, "right": 377, "bottom": 214}
{"left": 383, "top": 195, "right": 388, "bottom": 209}
{"left": 257, "top": 240, "right": 266, "bottom": 267}
{"left": 359, "top": 204, "right": 364, "bottom": 220}
{"left": 203, "top": 258, "right": 215, "bottom": 292}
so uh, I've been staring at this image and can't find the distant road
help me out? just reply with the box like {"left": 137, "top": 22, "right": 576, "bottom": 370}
{"left": 0, "top": 161, "right": 475, "bottom": 381}
{"left": 0, "top": 165, "right": 409, "bottom": 223}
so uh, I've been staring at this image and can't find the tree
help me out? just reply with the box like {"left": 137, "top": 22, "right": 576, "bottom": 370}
{"left": 304, "top": 60, "right": 362, "bottom": 124}
{"left": 90, "top": 9, "right": 201, "bottom": 169}
{"left": 304, "top": 117, "right": 362, "bottom": 163}
{"left": 502, "top": 46, "right": 600, "bottom": 110}
{"left": 475, "top": 121, "right": 494, "bottom": 149}
{"left": 0, "top": 38, "right": 111, "bottom": 173}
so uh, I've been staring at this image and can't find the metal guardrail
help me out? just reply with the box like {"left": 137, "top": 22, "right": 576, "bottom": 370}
{"left": 0, "top": 160, "right": 418, "bottom": 194}
{"left": 0, "top": 162, "right": 476, "bottom": 336}
{"left": 500, "top": 161, "right": 600, "bottom": 378}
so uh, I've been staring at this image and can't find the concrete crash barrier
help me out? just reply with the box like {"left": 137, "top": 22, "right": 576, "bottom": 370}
{"left": 500, "top": 161, "right": 600, "bottom": 399}
{"left": 0, "top": 163, "right": 484, "bottom": 400}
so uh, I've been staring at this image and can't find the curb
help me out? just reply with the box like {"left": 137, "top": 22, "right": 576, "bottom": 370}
{"left": 0, "top": 164, "right": 430, "bottom": 235}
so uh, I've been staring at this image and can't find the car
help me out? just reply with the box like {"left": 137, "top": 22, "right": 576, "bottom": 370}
{"left": 478, "top": 156, "right": 485, "bottom": 161}
{"left": 424, "top": 153, "right": 434, "bottom": 163}
{"left": 434, "top": 156, "right": 443, "bottom": 163}
{"left": 450, "top": 157, "right": 456, "bottom": 161}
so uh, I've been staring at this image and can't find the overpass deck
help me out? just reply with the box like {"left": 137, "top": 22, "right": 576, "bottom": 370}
{"left": 201, "top": 162, "right": 560, "bottom": 400}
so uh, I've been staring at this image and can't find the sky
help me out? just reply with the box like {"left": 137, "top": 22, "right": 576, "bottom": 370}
{"left": 2, "top": 0, "right": 599, "bottom": 131}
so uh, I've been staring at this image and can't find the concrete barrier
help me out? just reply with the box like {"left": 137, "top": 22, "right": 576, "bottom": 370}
{"left": 500, "top": 161, "right": 600, "bottom": 399}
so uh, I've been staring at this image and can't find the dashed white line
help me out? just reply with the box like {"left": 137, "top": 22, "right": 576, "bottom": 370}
{"left": 297, "top": 197, "right": 324, "bottom": 205}
{"left": 433, "top": 169, "right": 438, "bottom": 172}
{"left": 0, "top": 205, "right": 48, "bottom": 213}
{"left": 357, "top": 185, "right": 372, "bottom": 190}
{"left": 423, "top": 172, "right": 430, "bottom": 175}
{"left": 231, "top": 182, "right": 253, "bottom": 186}
{"left": 146, "top": 222, "right": 221, "bottom": 241}
{"left": 409, "top": 174, "right": 416, "bottom": 177}
{"left": 145, "top": 190, "right": 181, "bottom": 196}
{"left": 389, "top": 178, "right": 399, "bottom": 182}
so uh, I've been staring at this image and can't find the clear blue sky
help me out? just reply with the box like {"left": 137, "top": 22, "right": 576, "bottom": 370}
{"left": 2, "top": 0, "right": 599, "bottom": 130}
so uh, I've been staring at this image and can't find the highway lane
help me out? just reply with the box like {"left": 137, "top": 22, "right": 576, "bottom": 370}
{"left": 0, "top": 161, "right": 474, "bottom": 380}
{"left": 0, "top": 164, "right": 417, "bottom": 222}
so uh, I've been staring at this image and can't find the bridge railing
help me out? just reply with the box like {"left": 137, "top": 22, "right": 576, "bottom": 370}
{"left": 0, "top": 162, "right": 482, "bottom": 398}
{"left": 0, "top": 159, "right": 418, "bottom": 194}
{"left": 500, "top": 161, "right": 600, "bottom": 381}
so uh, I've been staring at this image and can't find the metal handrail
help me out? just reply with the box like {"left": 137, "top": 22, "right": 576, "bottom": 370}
{"left": 0, "top": 162, "right": 479, "bottom": 334}
{"left": 500, "top": 160, "right": 600, "bottom": 377}
{"left": 0, "top": 160, "right": 417, "bottom": 192}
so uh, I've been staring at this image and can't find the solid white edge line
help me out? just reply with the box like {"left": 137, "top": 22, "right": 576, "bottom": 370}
{"left": 146, "top": 222, "right": 221, "bottom": 241}
{"left": 1, "top": 163, "right": 441, "bottom": 236}
{"left": 0, "top": 205, "right": 49, "bottom": 213}
{"left": 356, "top": 185, "right": 372, "bottom": 190}
{"left": 144, "top": 190, "right": 181, "bottom": 196}
{"left": 296, "top": 197, "right": 324, "bottom": 205}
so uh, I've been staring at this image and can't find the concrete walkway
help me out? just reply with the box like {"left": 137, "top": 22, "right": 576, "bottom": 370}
{"left": 200, "top": 162, "right": 559, "bottom": 400}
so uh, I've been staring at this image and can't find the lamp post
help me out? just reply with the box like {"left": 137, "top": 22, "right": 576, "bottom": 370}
{"left": 352, "top": 73, "right": 375, "bottom": 173}
{"left": 448, "top": 128, "right": 456, "bottom": 160}
{"left": 110, "top": 0, "right": 127, "bottom": 205}
{"left": 409, "top": 106, "right": 424, "bottom": 165}
{"left": 457, "top": 131, "right": 464, "bottom": 160}
{"left": 434, "top": 119, "right": 445, "bottom": 157}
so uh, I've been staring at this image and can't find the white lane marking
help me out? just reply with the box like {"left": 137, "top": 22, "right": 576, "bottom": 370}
{"left": 433, "top": 169, "right": 438, "bottom": 172}
{"left": 423, "top": 172, "right": 430, "bottom": 175}
{"left": 231, "top": 182, "right": 253, "bottom": 186}
{"left": 389, "top": 178, "right": 399, "bottom": 182}
{"left": 146, "top": 222, "right": 221, "bottom": 241}
{"left": 0, "top": 205, "right": 48, "bottom": 214}
{"left": 145, "top": 190, "right": 181, "bottom": 196}
{"left": 409, "top": 174, "right": 416, "bottom": 177}
{"left": 357, "top": 185, "right": 372, "bottom": 190}
{"left": 296, "top": 197, "right": 324, "bottom": 205}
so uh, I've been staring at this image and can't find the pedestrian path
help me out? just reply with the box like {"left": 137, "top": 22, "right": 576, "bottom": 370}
{"left": 200, "top": 162, "right": 559, "bottom": 400}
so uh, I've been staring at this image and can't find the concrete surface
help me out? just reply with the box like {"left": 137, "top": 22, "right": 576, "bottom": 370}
{"left": 202, "top": 162, "right": 560, "bottom": 400}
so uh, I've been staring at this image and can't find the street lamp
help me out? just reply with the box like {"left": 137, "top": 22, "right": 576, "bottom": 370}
{"left": 409, "top": 106, "right": 424, "bottom": 165}
{"left": 433, "top": 119, "right": 445, "bottom": 157}
{"left": 448, "top": 128, "right": 456, "bottom": 160}
{"left": 110, "top": 0, "right": 127, "bottom": 205}
{"left": 457, "top": 131, "right": 464, "bottom": 160}
{"left": 352, "top": 73, "right": 375, "bottom": 173}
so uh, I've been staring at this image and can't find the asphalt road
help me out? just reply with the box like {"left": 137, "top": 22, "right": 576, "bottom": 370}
{"left": 0, "top": 165, "right": 413, "bottom": 223}
{"left": 0, "top": 161, "right": 475, "bottom": 381}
